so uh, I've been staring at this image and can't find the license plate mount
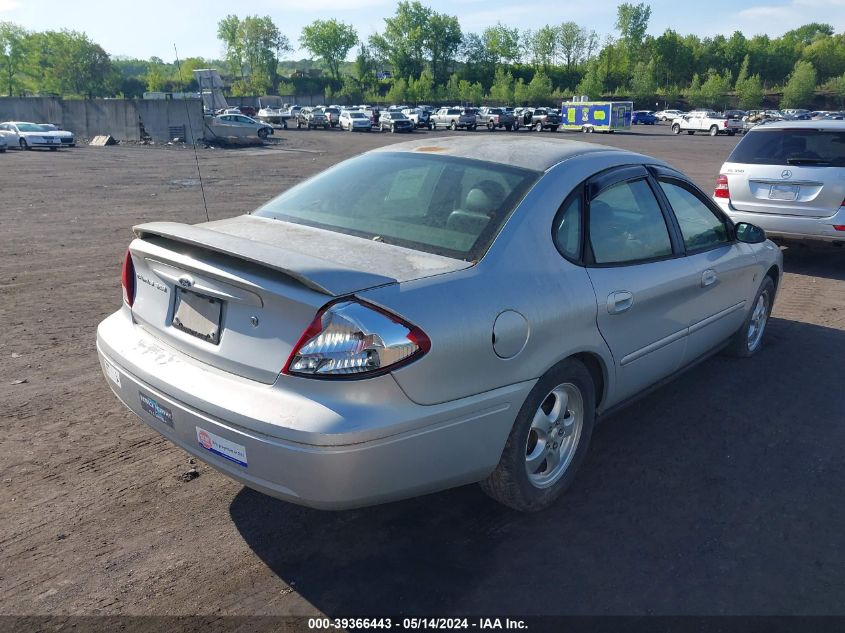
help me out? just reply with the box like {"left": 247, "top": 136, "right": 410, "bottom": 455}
{"left": 769, "top": 184, "right": 799, "bottom": 201}
{"left": 172, "top": 288, "right": 223, "bottom": 344}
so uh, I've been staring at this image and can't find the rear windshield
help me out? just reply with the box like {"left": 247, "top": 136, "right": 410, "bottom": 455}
{"left": 253, "top": 153, "right": 540, "bottom": 261}
{"left": 728, "top": 128, "right": 845, "bottom": 166}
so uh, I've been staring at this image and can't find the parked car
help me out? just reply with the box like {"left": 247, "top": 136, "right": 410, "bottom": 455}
{"left": 402, "top": 107, "right": 431, "bottom": 128}
{"left": 339, "top": 110, "right": 372, "bottom": 132}
{"left": 523, "top": 108, "right": 561, "bottom": 132}
{"left": 478, "top": 107, "right": 516, "bottom": 131}
{"left": 98, "top": 136, "right": 781, "bottom": 512}
{"left": 212, "top": 114, "right": 274, "bottom": 140}
{"left": 430, "top": 107, "right": 476, "bottom": 130}
{"left": 632, "top": 111, "right": 657, "bottom": 125}
{"left": 714, "top": 120, "right": 845, "bottom": 245}
{"left": 654, "top": 109, "right": 685, "bottom": 121}
{"left": 221, "top": 106, "right": 257, "bottom": 117}
{"left": 38, "top": 123, "right": 75, "bottom": 147}
{"left": 0, "top": 135, "right": 6, "bottom": 153}
{"left": 0, "top": 121, "right": 63, "bottom": 150}
{"left": 297, "top": 108, "right": 330, "bottom": 130}
{"left": 256, "top": 106, "right": 290, "bottom": 128}
{"left": 722, "top": 109, "right": 747, "bottom": 120}
{"left": 671, "top": 110, "right": 743, "bottom": 136}
{"left": 324, "top": 107, "right": 341, "bottom": 127}
{"left": 378, "top": 111, "right": 414, "bottom": 133}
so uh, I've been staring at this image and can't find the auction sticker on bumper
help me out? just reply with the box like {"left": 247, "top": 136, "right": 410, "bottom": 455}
{"left": 103, "top": 358, "right": 121, "bottom": 387}
{"left": 139, "top": 392, "right": 174, "bottom": 428}
{"left": 196, "top": 427, "right": 248, "bottom": 468}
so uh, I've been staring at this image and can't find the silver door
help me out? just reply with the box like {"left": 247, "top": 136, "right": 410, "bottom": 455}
{"left": 584, "top": 170, "right": 693, "bottom": 402}
{"left": 653, "top": 176, "right": 758, "bottom": 360}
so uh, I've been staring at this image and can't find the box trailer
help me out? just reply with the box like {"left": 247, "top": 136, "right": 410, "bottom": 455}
{"left": 561, "top": 101, "right": 633, "bottom": 133}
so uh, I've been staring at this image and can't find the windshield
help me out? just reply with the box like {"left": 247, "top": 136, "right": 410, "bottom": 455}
{"left": 253, "top": 152, "right": 540, "bottom": 260}
{"left": 349, "top": 112, "right": 366, "bottom": 119}
{"left": 728, "top": 128, "right": 845, "bottom": 166}
{"left": 17, "top": 123, "right": 44, "bottom": 132}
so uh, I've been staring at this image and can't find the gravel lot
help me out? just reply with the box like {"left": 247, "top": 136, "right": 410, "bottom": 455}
{"left": 2, "top": 126, "right": 844, "bottom": 617}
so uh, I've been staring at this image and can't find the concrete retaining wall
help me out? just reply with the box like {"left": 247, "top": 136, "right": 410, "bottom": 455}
{"left": 0, "top": 97, "right": 205, "bottom": 142}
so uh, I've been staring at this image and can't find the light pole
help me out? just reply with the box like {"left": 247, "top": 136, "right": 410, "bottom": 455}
{"left": 3, "top": 43, "right": 11, "bottom": 97}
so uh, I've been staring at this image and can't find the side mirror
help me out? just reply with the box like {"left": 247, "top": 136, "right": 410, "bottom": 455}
{"left": 735, "top": 222, "right": 767, "bottom": 244}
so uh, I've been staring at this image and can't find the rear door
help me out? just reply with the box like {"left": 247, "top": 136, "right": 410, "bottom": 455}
{"left": 583, "top": 166, "right": 695, "bottom": 402}
{"left": 652, "top": 168, "right": 758, "bottom": 360}
{"left": 723, "top": 126, "right": 845, "bottom": 218}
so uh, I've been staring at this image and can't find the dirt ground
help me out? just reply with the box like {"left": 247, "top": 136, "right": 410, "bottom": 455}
{"left": 2, "top": 126, "right": 844, "bottom": 618}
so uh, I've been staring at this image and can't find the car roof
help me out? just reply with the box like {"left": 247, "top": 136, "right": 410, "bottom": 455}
{"left": 368, "top": 136, "right": 636, "bottom": 172}
{"left": 750, "top": 120, "right": 845, "bottom": 131}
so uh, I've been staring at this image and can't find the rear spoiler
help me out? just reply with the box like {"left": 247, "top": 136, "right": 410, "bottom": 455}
{"left": 133, "top": 221, "right": 397, "bottom": 296}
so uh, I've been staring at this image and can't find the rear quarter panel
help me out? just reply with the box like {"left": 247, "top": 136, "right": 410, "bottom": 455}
{"left": 361, "top": 151, "right": 654, "bottom": 408}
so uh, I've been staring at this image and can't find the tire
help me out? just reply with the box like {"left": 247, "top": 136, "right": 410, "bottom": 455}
{"left": 487, "top": 121, "right": 495, "bottom": 131}
{"left": 709, "top": 125, "right": 719, "bottom": 137}
{"left": 450, "top": 121, "right": 457, "bottom": 131}
{"left": 296, "top": 121, "right": 302, "bottom": 129}
{"left": 258, "top": 128, "right": 269, "bottom": 139}
{"left": 325, "top": 124, "right": 330, "bottom": 130}
{"left": 534, "top": 122, "right": 543, "bottom": 132}
{"left": 550, "top": 126, "right": 559, "bottom": 132}
{"left": 480, "top": 358, "right": 596, "bottom": 512}
{"left": 19, "top": 138, "right": 28, "bottom": 150}
{"left": 49, "top": 146, "right": 58, "bottom": 151}
{"left": 672, "top": 124, "right": 681, "bottom": 134}
{"left": 724, "top": 276, "right": 775, "bottom": 358}
{"left": 687, "top": 130, "right": 695, "bottom": 135}
{"left": 505, "top": 124, "right": 512, "bottom": 131}
{"left": 470, "top": 125, "right": 477, "bottom": 131}
{"left": 513, "top": 121, "right": 520, "bottom": 131}
{"left": 390, "top": 125, "right": 396, "bottom": 133}
{"left": 728, "top": 131, "right": 736, "bottom": 136}
{"left": 429, "top": 123, "right": 435, "bottom": 130}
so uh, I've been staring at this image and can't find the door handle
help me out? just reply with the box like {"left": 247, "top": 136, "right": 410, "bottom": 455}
{"left": 701, "top": 269, "right": 717, "bottom": 287}
{"left": 607, "top": 291, "right": 633, "bottom": 314}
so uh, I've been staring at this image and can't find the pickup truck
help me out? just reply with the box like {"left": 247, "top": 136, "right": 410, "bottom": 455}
{"left": 430, "top": 107, "right": 477, "bottom": 131}
{"left": 671, "top": 110, "right": 743, "bottom": 136}
{"left": 520, "top": 108, "right": 561, "bottom": 132}
{"left": 402, "top": 107, "right": 431, "bottom": 129}
{"left": 478, "top": 107, "right": 516, "bottom": 131}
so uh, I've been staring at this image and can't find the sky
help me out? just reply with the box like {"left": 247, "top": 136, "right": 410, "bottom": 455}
{"left": 1, "top": 0, "right": 844, "bottom": 61}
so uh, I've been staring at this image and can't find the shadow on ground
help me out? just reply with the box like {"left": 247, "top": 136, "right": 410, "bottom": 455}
{"left": 781, "top": 244, "right": 845, "bottom": 282}
{"left": 230, "top": 316, "right": 845, "bottom": 616}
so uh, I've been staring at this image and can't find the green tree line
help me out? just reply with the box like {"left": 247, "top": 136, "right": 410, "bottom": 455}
{"left": 3, "top": 5, "right": 845, "bottom": 108}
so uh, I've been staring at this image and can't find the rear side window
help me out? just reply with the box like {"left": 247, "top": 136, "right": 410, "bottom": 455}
{"left": 728, "top": 129, "right": 845, "bottom": 166}
{"left": 659, "top": 181, "right": 729, "bottom": 251}
{"left": 589, "top": 179, "right": 673, "bottom": 265}
{"left": 554, "top": 196, "right": 582, "bottom": 261}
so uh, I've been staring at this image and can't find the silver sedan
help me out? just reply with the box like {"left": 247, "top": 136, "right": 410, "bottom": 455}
{"left": 97, "top": 137, "right": 782, "bottom": 511}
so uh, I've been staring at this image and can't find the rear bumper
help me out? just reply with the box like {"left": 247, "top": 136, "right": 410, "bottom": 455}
{"left": 715, "top": 200, "right": 845, "bottom": 242}
{"left": 96, "top": 309, "right": 530, "bottom": 509}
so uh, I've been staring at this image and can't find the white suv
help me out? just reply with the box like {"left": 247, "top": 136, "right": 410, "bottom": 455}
{"left": 714, "top": 120, "right": 845, "bottom": 244}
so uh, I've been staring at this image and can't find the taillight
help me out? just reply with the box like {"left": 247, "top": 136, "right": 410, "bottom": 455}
{"left": 714, "top": 174, "right": 730, "bottom": 199}
{"left": 283, "top": 299, "right": 430, "bottom": 378}
{"left": 121, "top": 250, "right": 136, "bottom": 307}
{"left": 834, "top": 225, "right": 845, "bottom": 231}
{"left": 723, "top": 120, "right": 728, "bottom": 128}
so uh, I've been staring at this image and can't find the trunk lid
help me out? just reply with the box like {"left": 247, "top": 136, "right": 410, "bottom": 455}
{"left": 724, "top": 163, "right": 845, "bottom": 218}
{"left": 128, "top": 215, "right": 470, "bottom": 383}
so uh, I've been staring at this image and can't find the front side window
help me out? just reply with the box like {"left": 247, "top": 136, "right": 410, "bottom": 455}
{"left": 659, "top": 180, "right": 729, "bottom": 251}
{"left": 589, "top": 179, "right": 673, "bottom": 265}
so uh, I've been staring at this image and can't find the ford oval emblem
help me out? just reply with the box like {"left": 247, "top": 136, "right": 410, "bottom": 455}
{"left": 178, "top": 276, "right": 193, "bottom": 288}
{"left": 781, "top": 169, "right": 792, "bottom": 179}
